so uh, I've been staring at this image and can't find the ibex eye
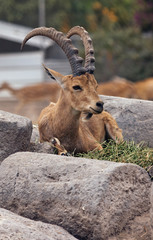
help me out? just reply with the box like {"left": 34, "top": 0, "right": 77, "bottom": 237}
{"left": 72, "top": 85, "right": 82, "bottom": 91}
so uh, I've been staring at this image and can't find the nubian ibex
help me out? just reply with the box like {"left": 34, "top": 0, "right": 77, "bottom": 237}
{"left": 98, "top": 76, "right": 153, "bottom": 100}
{"left": 21, "top": 26, "right": 123, "bottom": 154}
{"left": 97, "top": 77, "right": 137, "bottom": 99}
{"left": 134, "top": 78, "right": 153, "bottom": 100}
{"left": 0, "top": 82, "right": 60, "bottom": 113}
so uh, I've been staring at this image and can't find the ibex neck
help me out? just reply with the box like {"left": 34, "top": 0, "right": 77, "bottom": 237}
{"left": 56, "top": 89, "right": 81, "bottom": 121}
{"left": 53, "top": 89, "right": 81, "bottom": 141}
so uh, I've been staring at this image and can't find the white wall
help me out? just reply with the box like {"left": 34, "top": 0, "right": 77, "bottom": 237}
{"left": 0, "top": 51, "right": 72, "bottom": 98}
{"left": 0, "top": 51, "right": 44, "bottom": 85}
{"left": 0, "top": 51, "right": 44, "bottom": 97}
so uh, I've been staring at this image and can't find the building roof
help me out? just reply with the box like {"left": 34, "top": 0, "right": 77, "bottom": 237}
{"left": 0, "top": 20, "right": 53, "bottom": 49}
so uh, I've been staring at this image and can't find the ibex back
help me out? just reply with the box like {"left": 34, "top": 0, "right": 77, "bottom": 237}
{"left": 22, "top": 26, "right": 123, "bottom": 154}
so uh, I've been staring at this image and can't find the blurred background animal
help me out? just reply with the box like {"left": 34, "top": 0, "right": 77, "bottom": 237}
{"left": 134, "top": 78, "right": 153, "bottom": 100}
{"left": 97, "top": 76, "right": 137, "bottom": 98}
{"left": 0, "top": 81, "right": 61, "bottom": 113}
{"left": 98, "top": 76, "right": 153, "bottom": 100}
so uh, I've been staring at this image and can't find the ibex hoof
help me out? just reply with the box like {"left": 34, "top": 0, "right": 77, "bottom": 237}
{"left": 51, "top": 137, "right": 68, "bottom": 156}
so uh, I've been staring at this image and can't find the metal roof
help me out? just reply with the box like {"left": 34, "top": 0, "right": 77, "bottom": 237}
{"left": 0, "top": 20, "right": 53, "bottom": 49}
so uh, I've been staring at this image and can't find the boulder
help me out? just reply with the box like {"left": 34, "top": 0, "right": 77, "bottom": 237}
{"left": 0, "top": 208, "right": 77, "bottom": 240}
{"left": 29, "top": 124, "right": 54, "bottom": 154}
{"left": 0, "top": 110, "right": 32, "bottom": 162}
{"left": 0, "top": 152, "right": 151, "bottom": 240}
{"left": 150, "top": 183, "right": 153, "bottom": 239}
{"left": 100, "top": 95, "right": 153, "bottom": 147}
{"left": 108, "top": 212, "right": 151, "bottom": 240}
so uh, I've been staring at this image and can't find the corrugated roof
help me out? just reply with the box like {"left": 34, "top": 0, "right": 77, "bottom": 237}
{"left": 0, "top": 20, "right": 53, "bottom": 49}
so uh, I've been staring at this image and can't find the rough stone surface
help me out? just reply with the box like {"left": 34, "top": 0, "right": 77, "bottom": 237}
{"left": 0, "top": 110, "right": 32, "bottom": 162}
{"left": 100, "top": 95, "right": 153, "bottom": 147}
{"left": 0, "top": 208, "right": 78, "bottom": 240}
{"left": 0, "top": 152, "right": 151, "bottom": 240}
{"left": 30, "top": 124, "right": 40, "bottom": 143}
{"left": 108, "top": 212, "right": 151, "bottom": 240}
{"left": 29, "top": 141, "right": 54, "bottom": 154}
{"left": 150, "top": 183, "right": 153, "bottom": 239}
{"left": 29, "top": 124, "right": 54, "bottom": 154}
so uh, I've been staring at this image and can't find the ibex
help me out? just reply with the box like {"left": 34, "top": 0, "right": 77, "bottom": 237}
{"left": 98, "top": 76, "right": 153, "bottom": 100}
{"left": 97, "top": 77, "right": 137, "bottom": 99}
{"left": 0, "top": 82, "right": 60, "bottom": 113}
{"left": 135, "top": 77, "right": 153, "bottom": 100}
{"left": 21, "top": 26, "right": 123, "bottom": 154}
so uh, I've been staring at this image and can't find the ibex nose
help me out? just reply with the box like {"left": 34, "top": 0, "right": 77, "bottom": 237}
{"left": 96, "top": 101, "right": 104, "bottom": 111}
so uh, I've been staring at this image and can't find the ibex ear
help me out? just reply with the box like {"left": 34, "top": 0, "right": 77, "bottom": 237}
{"left": 42, "top": 64, "right": 64, "bottom": 85}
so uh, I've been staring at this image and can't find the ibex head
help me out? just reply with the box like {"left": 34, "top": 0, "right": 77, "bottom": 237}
{"left": 21, "top": 26, "right": 103, "bottom": 115}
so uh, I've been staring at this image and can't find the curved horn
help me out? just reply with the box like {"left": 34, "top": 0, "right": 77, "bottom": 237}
{"left": 21, "top": 27, "right": 86, "bottom": 76}
{"left": 66, "top": 26, "right": 95, "bottom": 74}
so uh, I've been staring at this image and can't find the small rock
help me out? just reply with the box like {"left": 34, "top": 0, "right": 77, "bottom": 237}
{"left": 0, "top": 110, "right": 32, "bottom": 162}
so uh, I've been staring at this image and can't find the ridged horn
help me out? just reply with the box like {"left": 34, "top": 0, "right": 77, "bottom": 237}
{"left": 66, "top": 26, "right": 95, "bottom": 74}
{"left": 21, "top": 27, "right": 86, "bottom": 77}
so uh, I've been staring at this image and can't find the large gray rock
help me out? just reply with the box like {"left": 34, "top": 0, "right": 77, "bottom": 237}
{"left": 150, "top": 183, "right": 153, "bottom": 239}
{"left": 0, "top": 208, "right": 77, "bottom": 240}
{"left": 100, "top": 95, "right": 153, "bottom": 147}
{"left": 0, "top": 152, "right": 151, "bottom": 240}
{"left": 0, "top": 110, "right": 32, "bottom": 162}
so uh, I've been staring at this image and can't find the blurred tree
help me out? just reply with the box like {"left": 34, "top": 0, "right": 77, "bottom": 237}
{"left": 109, "top": 0, "right": 138, "bottom": 27}
{"left": 46, "top": 0, "right": 94, "bottom": 32}
{"left": 0, "top": 0, "right": 38, "bottom": 27}
{"left": 92, "top": 27, "right": 153, "bottom": 82}
{"left": 0, "top": 0, "right": 137, "bottom": 30}
{"left": 134, "top": 0, "right": 153, "bottom": 32}
{"left": 0, "top": 0, "right": 153, "bottom": 81}
{"left": 92, "top": 1, "right": 117, "bottom": 30}
{"left": 91, "top": 0, "right": 137, "bottom": 30}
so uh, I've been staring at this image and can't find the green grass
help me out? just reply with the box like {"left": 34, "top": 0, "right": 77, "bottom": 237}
{"left": 77, "top": 141, "right": 153, "bottom": 178}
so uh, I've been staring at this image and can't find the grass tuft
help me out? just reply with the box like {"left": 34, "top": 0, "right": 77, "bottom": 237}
{"left": 77, "top": 141, "right": 153, "bottom": 178}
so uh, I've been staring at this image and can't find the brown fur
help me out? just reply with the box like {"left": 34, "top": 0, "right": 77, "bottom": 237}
{"left": 98, "top": 76, "right": 153, "bottom": 101}
{"left": 135, "top": 78, "right": 153, "bottom": 100}
{"left": 0, "top": 82, "right": 60, "bottom": 113}
{"left": 38, "top": 69, "right": 123, "bottom": 154}
{"left": 97, "top": 77, "right": 137, "bottom": 98}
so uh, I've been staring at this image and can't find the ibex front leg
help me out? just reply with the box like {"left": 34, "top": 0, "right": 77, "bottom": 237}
{"left": 102, "top": 111, "right": 123, "bottom": 143}
{"left": 51, "top": 137, "right": 68, "bottom": 156}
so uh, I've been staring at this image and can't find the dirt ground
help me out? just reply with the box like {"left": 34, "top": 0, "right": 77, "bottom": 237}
{"left": 0, "top": 97, "right": 50, "bottom": 123}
